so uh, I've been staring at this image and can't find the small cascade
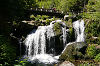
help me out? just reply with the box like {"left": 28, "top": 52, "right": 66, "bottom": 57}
{"left": 62, "top": 27, "right": 67, "bottom": 47}
{"left": 24, "top": 20, "right": 67, "bottom": 64}
{"left": 55, "top": 20, "right": 67, "bottom": 47}
{"left": 73, "top": 20, "right": 85, "bottom": 42}
{"left": 19, "top": 38, "right": 23, "bottom": 56}
{"left": 61, "top": 20, "right": 85, "bottom": 58}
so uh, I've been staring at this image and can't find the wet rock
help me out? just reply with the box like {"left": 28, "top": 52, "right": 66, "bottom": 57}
{"left": 59, "top": 42, "right": 87, "bottom": 60}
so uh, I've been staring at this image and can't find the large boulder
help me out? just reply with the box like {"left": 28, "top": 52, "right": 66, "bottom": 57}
{"left": 59, "top": 42, "right": 87, "bottom": 60}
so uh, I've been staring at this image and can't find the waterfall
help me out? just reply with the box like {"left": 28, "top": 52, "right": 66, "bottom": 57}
{"left": 62, "top": 27, "right": 67, "bottom": 47}
{"left": 56, "top": 20, "right": 67, "bottom": 47}
{"left": 73, "top": 20, "right": 85, "bottom": 42}
{"left": 61, "top": 20, "right": 85, "bottom": 55}
{"left": 24, "top": 20, "right": 67, "bottom": 64}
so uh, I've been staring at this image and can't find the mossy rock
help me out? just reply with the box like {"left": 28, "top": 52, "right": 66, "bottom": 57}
{"left": 59, "top": 42, "right": 87, "bottom": 61}
{"left": 53, "top": 22, "right": 62, "bottom": 35}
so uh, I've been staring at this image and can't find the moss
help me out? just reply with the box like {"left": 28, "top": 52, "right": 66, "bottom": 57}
{"left": 59, "top": 42, "right": 87, "bottom": 61}
{"left": 53, "top": 22, "right": 62, "bottom": 35}
{"left": 60, "top": 44, "right": 75, "bottom": 61}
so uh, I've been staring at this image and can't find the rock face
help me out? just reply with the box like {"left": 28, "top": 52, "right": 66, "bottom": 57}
{"left": 59, "top": 61, "right": 75, "bottom": 66}
{"left": 59, "top": 42, "right": 87, "bottom": 60}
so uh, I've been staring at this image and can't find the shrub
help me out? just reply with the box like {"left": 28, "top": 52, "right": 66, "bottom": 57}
{"left": 30, "top": 14, "right": 35, "bottom": 20}
{"left": 94, "top": 53, "right": 100, "bottom": 62}
{"left": 0, "top": 35, "right": 17, "bottom": 65}
{"left": 78, "top": 62, "right": 96, "bottom": 66}
{"left": 41, "top": 15, "right": 49, "bottom": 20}
{"left": 36, "top": 15, "right": 41, "bottom": 19}
{"left": 86, "top": 45, "right": 97, "bottom": 58}
{"left": 52, "top": 16, "right": 55, "bottom": 21}
{"left": 45, "top": 19, "right": 51, "bottom": 25}
{"left": 35, "top": 17, "right": 39, "bottom": 21}
{"left": 60, "top": 0, "right": 88, "bottom": 13}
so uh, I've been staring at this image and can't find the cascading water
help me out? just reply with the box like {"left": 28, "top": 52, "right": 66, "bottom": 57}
{"left": 62, "top": 20, "right": 85, "bottom": 54}
{"left": 24, "top": 20, "right": 67, "bottom": 64}
{"left": 62, "top": 27, "right": 67, "bottom": 47}
{"left": 73, "top": 20, "right": 85, "bottom": 42}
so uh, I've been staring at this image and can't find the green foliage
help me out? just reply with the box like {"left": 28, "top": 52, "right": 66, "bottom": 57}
{"left": 86, "top": 45, "right": 97, "bottom": 58}
{"left": 86, "top": 0, "right": 100, "bottom": 12}
{"left": 84, "top": 19, "right": 100, "bottom": 44}
{"left": 94, "top": 53, "right": 100, "bottom": 62}
{"left": 64, "top": 19, "right": 75, "bottom": 42}
{"left": 85, "top": 21, "right": 100, "bottom": 36}
{"left": 45, "top": 19, "right": 51, "bottom": 25}
{"left": 78, "top": 62, "right": 96, "bottom": 66}
{"left": 30, "top": 14, "right": 35, "bottom": 20}
{"left": 36, "top": 15, "right": 41, "bottom": 19}
{"left": 14, "top": 58, "right": 33, "bottom": 66}
{"left": 83, "top": 0, "right": 100, "bottom": 44}
{"left": 36, "top": 0, "right": 61, "bottom": 9}
{"left": 60, "top": 0, "right": 88, "bottom": 13}
{"left": 29, "top": 15, "right": 57, "bottom": 26}
{"left": 65, "top": 19, "right": 72, "bottom": 27}
{"left": 34, "top": 15, "right": 42, "bottom": 21}
{"left": 69, "top": 28, "right": 73, "bottom": 36}
{"left": 37, "top": 0, "right": 52, "bottom": 9}
{"left": 50, "top": 0, "right": 62, "bottom": 10}
{"left": 0, "top": 35, "right": 17, "bottom": 65}
{"left": 83, "top": 12, "right": 100, "bottom": 21}
{"left": 2, "top": 0, "right": 100, "bottom": 64}
{"left": 53, "top": 22, "right": 62, "bottom": 35}
{"left": 35, "top": 0, "right": 89, "bottom": 14}
{"left": 23, "top": 0, "right": 37, "bottom": 9}
{"left": 41, "top": 15, "right": 49, "bottom": 20}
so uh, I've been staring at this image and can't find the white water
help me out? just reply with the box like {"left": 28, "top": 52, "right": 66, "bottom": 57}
{"left": 24, "top": 20, "right": 67, "bottom": 64}
{"left": 56, "top": 20, "right": 67, "bottom": 47}
{"left": 24, "top": 19, "right": 85, "bottom": 64}
{"left": 62, "top": 27, "right": 67, "bottom": 47}
{"left": 73, "top": 20, "right": 85, "bottom": 42}
{"left": 62, "top": 20, "right": 85, "bottom": 55}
